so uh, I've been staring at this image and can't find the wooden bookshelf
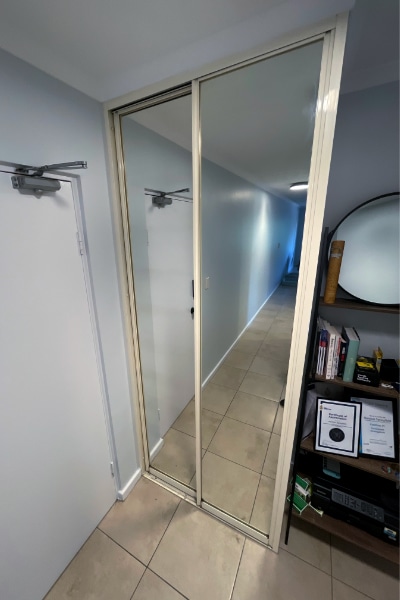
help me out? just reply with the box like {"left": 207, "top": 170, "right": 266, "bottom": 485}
{"left": 313, "top": 374, "right": 399, "bottom": 400}
{"left": 319, "top": 297, "right": 400, "bottom": 314}
{"left": 292, "top": 506, "right": 399, "bottom": 564}
{"left": 300, "top": 434, "right": 399, "bottom": 483}
{"left": 286, "top": 282, "right": 400, "bottom": 565}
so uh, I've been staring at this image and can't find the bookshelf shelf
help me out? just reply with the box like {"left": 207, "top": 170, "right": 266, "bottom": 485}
{"left": 286, "top": 237, "right": 399, "bottom": 564}
{"left": 292, "top": 506, "right": 399, "bottom": 564}
{"left": 313, "top": 374, "right": 399, "bottom": 400}
{"left": 319, "top": 297, "right": 400, "bottom": 314}
{"left": 300, "top": 434, "right": 399, "bottom": 483}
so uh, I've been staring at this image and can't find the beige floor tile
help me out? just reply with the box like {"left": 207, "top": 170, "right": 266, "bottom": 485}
{"left": 208, "top": 416, "right": 270, "bottom": 472}
{"left": 239, "top": 371, "right": 284, "bottom": 401}
{"left": 266, "top": 330, "right": 292, "bottom": 344}
{"left": 248, "top": 317, "right": 274, "bottom": 332}
{"left": 234, "top": 337, "right": 262, "bottom": 355}
{"left": 45, "top": 529, "right": 144, "bottom": 600}
{"left": 172, "top": 399, "right": 223, "bottom": 449}
{"left": 152, "top": 428, "right": 196, "bottom": 485}
{"left": 201, "top": 383, "right": 236, "bottom": 415}
{"left": 262, "top": 433, "right": 281, "bottom": 479}
{"left": 240, "top": 329, "right": 266, "bottom": 342}
{"left": 211, "top": 364, "right": 247, "bottom": 390}
{"left": 232, "top": 538, "right": 332, "bottom": 600}
{"left": 273, "top": 404, "right": 284, "bottom": 434}
{"left": 280, "top": 520, "right": 331, "bottom": 575}
{"left": 132, "top": 570, "right": 185, "bottom": 600}
{"left": 224, "top": 349, "right": 254, "bottom": 370}
{"left": 257, "top": 342, "right": 291, "bottom": 363}
{"left": 150, "top": 501, "right": 244, "bottom": 600}
{"left": 332, "top": 579, "right": 372, "bottom": 600}
{"left": 331, "top": 538, "right": 399, "bottom": 600}
{"left": 259, "top": 306, "right": 279, "bottom": 315}
{"left": 201, "top": 452, "right": 260, "bottom": 522}
{"left": 249, "top": 355, "right": 288, "bottom": 379}
{"left": 99, "top": 478, "right": 180, "bottom": 565}
{"left": 250, "top": 475, "right": 275, "bottom": 534}
{"left": 226, "top": 391, "right": 277, "bottom": 431}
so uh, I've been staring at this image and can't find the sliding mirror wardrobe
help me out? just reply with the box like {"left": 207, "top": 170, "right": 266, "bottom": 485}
{"left": 111, "top": 15, "right": 347, "bottom": 548}
{"left": 118, "top": 89, "right": 197, "bottom": 495}
{"left": 197, "top": 40, "right": 323, "bottom": 536}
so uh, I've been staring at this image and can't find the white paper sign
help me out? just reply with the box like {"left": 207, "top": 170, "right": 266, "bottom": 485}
{"left": 352, "top": 397, "right": 396, "bottom": 459}
{"left": 315, "top": 399, "right": 361, "bottom": 458}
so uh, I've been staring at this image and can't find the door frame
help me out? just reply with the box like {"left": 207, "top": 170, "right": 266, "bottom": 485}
{"left": 0, "top": 162, "right": 118, "bottom": 496}
{"left": 104, "top": 12, "right": 348, "bottom": 550}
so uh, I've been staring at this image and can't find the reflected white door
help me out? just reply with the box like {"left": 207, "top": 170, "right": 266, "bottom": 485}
{"left": 0, "top": 172, "right": 115, "bottom": 600}
{"left": 145, "top": 195, "right": 194, "bottom": 437}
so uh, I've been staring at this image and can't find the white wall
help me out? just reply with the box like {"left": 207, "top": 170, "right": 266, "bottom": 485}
{"left": 325, "top": 82, "right": 399, "bottom": 227}
{"left": 321, "top": 82, "right": 399, "bottom": 357}
{"left": 0, "top": 48, "right": 139, "bottom": 492}
{"left": 122, "top": 118, "right": 194, "bottom": 443}
{"left": 201, "top": 160, "right": 298, "bottom": 379}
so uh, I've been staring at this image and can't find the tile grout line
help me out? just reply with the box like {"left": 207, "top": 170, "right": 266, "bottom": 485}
{"left": 247, "top": 471, "right": 263, "bottom": 527}
{"left": 331, "top": 576, "right": 386, "bottom": 600}
{"left": 97, "top": 527, "right": 148, "bottom": 569}
{"left": 145, "top": 497, "right": 183, "bottom": 566}
{"left": 146, "top": 567, "right": 191, "bottom": 599}
{"left": 229, "top": 537, "right": 247, "bottom": 600}
{"left": 129, "top": 565, "right": 147, "bottom": 600}
{"left": 205, "top": 448, "right": 270, "bottom": 477}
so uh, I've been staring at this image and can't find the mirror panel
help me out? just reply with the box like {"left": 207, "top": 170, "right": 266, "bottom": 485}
{"left": 120, "top": 94, "right": 196, "bottom": 490}
{"left": 199, "top": 40, "right": 324, "bottom": 532}
{"left": 332, "top": 194, "right": 400, "bottom": 305}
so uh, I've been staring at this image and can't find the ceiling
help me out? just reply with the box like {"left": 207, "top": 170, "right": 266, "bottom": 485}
{"left": 0, "top": 0, "right": 397, "bottom": 205}
{"left": 0, "top": 0, "right": 397, "bottom": 101}
{"left": 0, "top": 0, "right": 356, "bottom": 101}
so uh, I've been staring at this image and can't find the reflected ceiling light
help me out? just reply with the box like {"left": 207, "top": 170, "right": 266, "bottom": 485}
{"left": 290, "top": 182, "right": 308, "bottom": 191}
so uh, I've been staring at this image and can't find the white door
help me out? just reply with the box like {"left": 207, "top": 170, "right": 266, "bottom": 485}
{"left": 145, "top": 196, "right": 194, "bottom": 437}
{"left": 0, "top": 171, "right": 115, "bottom": 600}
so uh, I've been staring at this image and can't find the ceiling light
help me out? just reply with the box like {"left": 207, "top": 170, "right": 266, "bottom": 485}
{"left": 290, "top": 182, "right": 308, "bottom": 191}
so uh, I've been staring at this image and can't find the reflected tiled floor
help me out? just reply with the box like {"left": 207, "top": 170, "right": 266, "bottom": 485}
{"left": 153, "top": 285, "right": 296, "bottom": 533}
{"left": 46, "top": 478, "right": 399, "bottom": 599}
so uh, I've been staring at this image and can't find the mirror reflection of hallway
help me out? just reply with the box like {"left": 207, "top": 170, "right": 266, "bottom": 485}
{"left": 201, "top": 284, "right": 297, "bottom": 529}
{"left": 199, "top": 40, "right": 322, "bottom": 534}
{"left": 120, "top": 92, "right": 197, "bottom": 491}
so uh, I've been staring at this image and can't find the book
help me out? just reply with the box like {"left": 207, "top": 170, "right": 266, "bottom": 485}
{"left": 316, "top": 317, "right": 327, "bottom": 375}
{"left": 337, "top": 337, "right": 348, "bottom": 378}
{"left": 323, "top": 320, "right": 339, "bottom": 379}
{"left": 332, "top": 327, "right": 342, "bottom": 377}
{"left": 342, "top": 326, "right": 360, "bottom": 382}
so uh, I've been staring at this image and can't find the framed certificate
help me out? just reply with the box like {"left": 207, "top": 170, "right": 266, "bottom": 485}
{"left": 351, "top": 397, "right": 398, "bottom": 460}
{"left": 315, "top": 398, "right": 361, "bottom": 458}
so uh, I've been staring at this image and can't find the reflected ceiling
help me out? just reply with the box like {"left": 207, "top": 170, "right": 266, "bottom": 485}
{"left": 131, "top": 42, "right": 322, "bottom": 205}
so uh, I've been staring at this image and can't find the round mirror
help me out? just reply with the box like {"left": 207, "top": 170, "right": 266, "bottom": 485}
{"left": 330, "top": 192, "right": 400, "bottom": 305}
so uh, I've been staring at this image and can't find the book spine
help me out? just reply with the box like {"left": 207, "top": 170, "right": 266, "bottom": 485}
{"left": 342, "top": 332, "right": 360, "bottom": 382}
{"left": 325, "top": 333, "right": 336, "bottom": 379}
{"left": 333, "top": 335, "right": 342, "bottom": 377}
{"left": 319, "top": 331, "right": 327, "bottom": 375}
{"left": 337, "top": 339, "right": 348, "bottom": 378}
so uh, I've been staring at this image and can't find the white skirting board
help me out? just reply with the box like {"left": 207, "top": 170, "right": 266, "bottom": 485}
{"left": 117, "top": 468, "right": 142, "bottom": 501}
{"left": 117, "top": 438, "right": 164, "bottom": 500}
{"left": 150, "top": 437, "right": 164, "bottom": 461}
{"left": 202, "top": 284, "right": 280, "bottom": 387}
